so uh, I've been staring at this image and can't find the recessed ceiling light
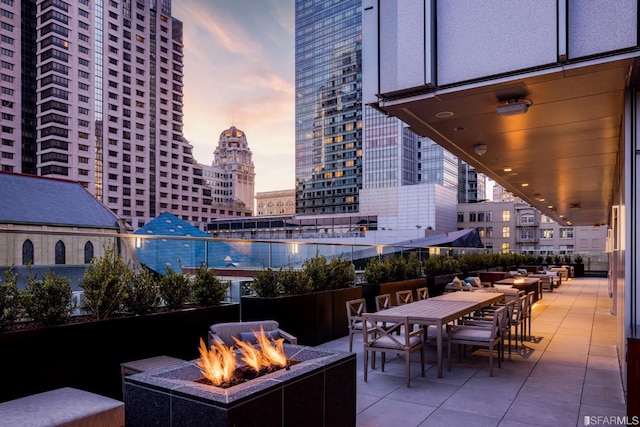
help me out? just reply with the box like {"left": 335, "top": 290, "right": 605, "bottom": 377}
{"left": 503, "top": 167, "right": 512, "bottom": 172}
{"left": 435, "top": 111, "right": 454, "bottom": 119}
{"left": 521, "top": 183, "right": 529, "bottom": 187}
{"left": 547, "top": 205, "right": 553, "bottom": 209}
{"left": 454, "top": 126, "right": 464, "bottom": 131}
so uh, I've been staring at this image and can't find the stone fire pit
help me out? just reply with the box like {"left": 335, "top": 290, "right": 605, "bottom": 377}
{"left": 124, "top": 344, "right": 356, "bottom": 426}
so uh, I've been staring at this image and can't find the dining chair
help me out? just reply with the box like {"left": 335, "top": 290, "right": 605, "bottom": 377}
{"left": 363, "top": 314, "right": 425, "bottom": 387}
{"left": 396, "top": 290, "right": 413, "bottom": 306}
{"left": 416, "top": 287, "right": 429, "bottom": 300}
{"left": 510, "top": 294, "right": 527, "bottom": 350}
{"left": 375, "top": 293, "right": 392, "bottom": 311}
{"left": 345, "top": 298, "right": 366, "bottom": 352}
{"left": 523, "top": 291, "right": 534, "bottom": 341}
{"left": 447, "top": 305, "right": 506, "bottom": 376}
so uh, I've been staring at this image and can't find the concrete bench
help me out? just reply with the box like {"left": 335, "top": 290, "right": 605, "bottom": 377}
{"left": 0, "top": 387, "right": 124, "bottom": 427}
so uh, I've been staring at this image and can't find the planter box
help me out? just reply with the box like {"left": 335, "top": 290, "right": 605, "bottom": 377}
{"left": 360, "top": 278, "right": 427, "bottom": 311}
{"left": 571, "top": 263, "right": 585, "bottom": 277}
{"left": 0, "top": 303, "right": 240, "bottom": 402}
{"left": 241, "top": 286, "right": 363, "bottom": 347}
{"left": 428, "top": 273, "right": 462, "bottom": 297}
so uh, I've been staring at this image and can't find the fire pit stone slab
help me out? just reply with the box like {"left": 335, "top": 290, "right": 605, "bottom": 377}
{"left": 124, "top": 344, "right": 356, "bottom": 427}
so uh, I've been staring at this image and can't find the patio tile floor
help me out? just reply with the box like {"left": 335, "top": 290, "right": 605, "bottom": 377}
{"left": 315, "top": 277, "right": 626, "bottom": 427}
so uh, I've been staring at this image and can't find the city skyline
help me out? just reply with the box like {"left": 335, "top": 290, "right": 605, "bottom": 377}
{"left": 174, "top": 0, "right": 296, "bottom": 195}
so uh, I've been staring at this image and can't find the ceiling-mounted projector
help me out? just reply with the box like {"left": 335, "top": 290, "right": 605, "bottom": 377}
{"left": 496, "top": 99, "right": 532, "bottom": 117}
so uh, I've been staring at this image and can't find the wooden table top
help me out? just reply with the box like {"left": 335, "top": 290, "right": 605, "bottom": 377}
{"left": 494, "top": 277, "right": 540, "bottom": 285}
{"left": 368, "top": 292, "right": 503, "bottom": 324}
{"left": 432, "top": 292, "right": 504, "bottom": 304}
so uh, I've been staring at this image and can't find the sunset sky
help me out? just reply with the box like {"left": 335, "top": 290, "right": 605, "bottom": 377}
{"left": 173, "top": 0, "right": 296, "bottom": 194}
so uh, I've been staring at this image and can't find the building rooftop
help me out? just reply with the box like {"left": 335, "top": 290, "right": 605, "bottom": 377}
{"left": 0, "top": 172, "right": 120, "bottom": 229}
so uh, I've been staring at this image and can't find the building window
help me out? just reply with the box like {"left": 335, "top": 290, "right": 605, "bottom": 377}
{"left": 55, "top": 240, "right": 65, "bottom": 264}
{"left": 502, "top": 210, "right": 510, "bottom": 221}
{"left": 469, "top": 212, "right": 476, "bottom": 222}
{"left": 502, "top": 226, "right": 510, "bottom": 238}
{"left": 84, "top": 241, "right": 94, "bottom": 264}
{"left": 22, "top": 239, "right": 34, "bottom": 265}
{"left": 541, "top": 229, "right": 554, "bottom": 239}
{"left": 501, "top": 242, "right": 510, "bottom": 253}
{"left": 560, "top": 228, "right": 574, "bottom": 239}
{"left": 457, "top": 212, "right": 464, "bottom": 222}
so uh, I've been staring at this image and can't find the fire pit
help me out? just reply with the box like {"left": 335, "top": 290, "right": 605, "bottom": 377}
{"left": 124, "top": 344, "right": 356, "bottom": 426}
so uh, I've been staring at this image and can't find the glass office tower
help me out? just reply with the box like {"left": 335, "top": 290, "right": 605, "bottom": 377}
{"left": 294, "top": 0, "right": 363, "bottom": 214}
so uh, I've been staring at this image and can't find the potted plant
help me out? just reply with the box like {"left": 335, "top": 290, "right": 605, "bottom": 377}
{"left": 572, "top": 253, "right": 585, "bottom": 277}
{"left": 124, "top": 267, "right": 161, "bottom": 315}
{"left": 0, "top": 250, "right": 240, "bottom": 403}
{"left": 0, "top": 267, "right": 20, "bottom": 330}
{"left": 21, "top": 269, "right": 76, "bottom": 327}
{"left": 191, "top": 263, "right": 229, "bottom": 306}
{"left": 362, "top": 253, "right": 427, "bottom": 310}
{"left": 80, "top": 243, "right": 133, "bottom": 320}
{"left": 242, "top": 256, "right": 360, "bottom": 346}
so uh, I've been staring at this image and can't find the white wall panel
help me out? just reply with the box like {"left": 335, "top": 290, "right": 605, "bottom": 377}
{"left": 569, "top": 0, "right": 638, "bottom": 59}
{"left": 379, "top": 0, "right": 429, "bottom": 95}
{"left": 436, "top": 0, "right": 557, "bottom": 85}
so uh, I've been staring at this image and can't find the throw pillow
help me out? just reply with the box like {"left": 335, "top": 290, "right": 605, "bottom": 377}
{"left": 452, "top": 276, "right": 463, "bottom": 287}
{"left": 238, "top": 329, "right": 280, "bottom": 345}
{"left": 466, "top": 276, "right": 481, "bottom": 287}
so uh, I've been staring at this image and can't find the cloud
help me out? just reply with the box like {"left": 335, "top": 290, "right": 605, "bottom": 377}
{"left": 173, "top": 0, "right": 296, "bottom": 194}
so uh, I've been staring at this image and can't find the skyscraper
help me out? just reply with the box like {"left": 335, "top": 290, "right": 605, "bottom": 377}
{"left": 0, "top": 0, "right": 212, "bottom": 230}
{"left": 294, "top": 0, "right": 461, "bottom": 230}
{"left": 294, "top": 0, "right": 363, "bottom": 214}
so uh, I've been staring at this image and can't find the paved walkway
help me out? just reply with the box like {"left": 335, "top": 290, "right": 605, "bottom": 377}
{"left": 316, "top": 277, "right": 626, "bottom": 426}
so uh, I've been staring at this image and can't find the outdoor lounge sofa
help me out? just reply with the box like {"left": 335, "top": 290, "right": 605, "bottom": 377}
{"left": 208, "top": 320, "right": 297, "bottom": 347}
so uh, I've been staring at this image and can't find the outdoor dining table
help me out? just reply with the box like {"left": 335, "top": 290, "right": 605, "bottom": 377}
{"left": 371, "top": 292, "right": 504, "bottom": 378}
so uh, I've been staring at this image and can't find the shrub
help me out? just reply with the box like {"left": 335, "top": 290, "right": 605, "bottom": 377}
{"left": 80, "top": 243, "right": 133, "bottom": 319}
{"left": 304, "top": 255, "right": 354, "bottom": 291}
{"left": 0, "top": 267, "right": 21, "bottom": 327}
{"left": 22, "top": 270, "right": 75, "bottom": 326}
{"left": 364, "top": 254, "right": 423, "bottom": 284}
{"left": 325, "top": 256, "right": 355, "bottom": 290}
{"left": 422, "top": 255, "right": 461, "bottom": 278}
{"left": 279, "top": 267, "right": 312, "bottom": 295}
{"left": 405, "top": 252, "right": 423, "bottom": 279}
{"left": 251, "top": 268, "right": 281, "bottom": 297}
{"left": 159, "top": 265, "right": 192, "bottom": 309}
{"left": 124, "top": 268, "right": 161, "bottom": 315}
{"left": 574, "top": 254, "right": 584, "bottom": 264}
{"left": 303, "top": 256, "right": 328, "bottom": 291}
{"left": 192, "top": 263, "right": 228, "bottom": 305}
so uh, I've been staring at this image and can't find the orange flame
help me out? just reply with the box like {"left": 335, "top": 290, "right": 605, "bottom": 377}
{"left": 197, "top": 326, "right": 288, "bottom": 386}
{"left": 196, "top": 338, "right": 237, "bottom": 386}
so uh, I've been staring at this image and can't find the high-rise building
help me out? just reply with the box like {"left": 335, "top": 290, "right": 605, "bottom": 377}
{"left": 294, "top": 0, "right": 363, "bottom": 214}
{"left": 200, "top": 125, "right": 254, "bottom": 218}
{"left": 295, "top": 0, "right": 461, "bottom": 228}
{"left": 362, "top": 107, "right": 418, "bottom": 189}
{"left": 458, "top": 162, "right": 487, "bottom": 204}
{"left": 0, "top": 0, "right": 212, "bottom": 230}
{"left": 418, "top": 136, "right": 458, "bottom": 188}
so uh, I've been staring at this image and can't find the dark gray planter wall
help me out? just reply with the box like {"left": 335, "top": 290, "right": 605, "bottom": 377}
{"left": 241, "top": 286, "right": 363, "bottom": 347}
{"left": 0, "top": 303, "right": 240, "bottom": 402}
